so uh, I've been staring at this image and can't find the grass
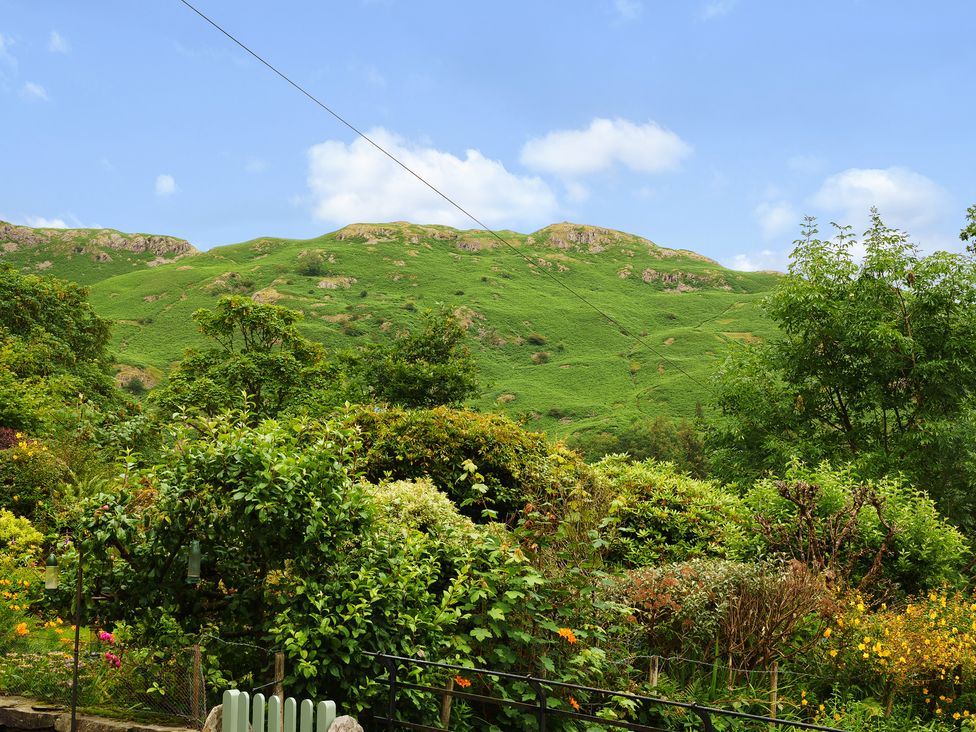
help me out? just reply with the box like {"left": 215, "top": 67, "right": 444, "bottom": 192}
{"left": 2, "top": 220, "right": 781, "bottom": 437}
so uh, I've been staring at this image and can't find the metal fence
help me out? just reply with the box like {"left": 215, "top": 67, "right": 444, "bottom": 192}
{"left": 363, "top": 652, "right": 847, "bottom": 732}
{"left": 0, "top": 634, "right": 206, "bottom": 726}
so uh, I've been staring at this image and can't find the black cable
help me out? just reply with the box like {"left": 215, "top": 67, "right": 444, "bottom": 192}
{"left": 175, "top": 0, "right": 711, "bottom": 393}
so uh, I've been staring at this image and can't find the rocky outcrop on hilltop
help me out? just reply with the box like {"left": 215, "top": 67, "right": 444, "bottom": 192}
{"left": 531, "top": 223, "right": 717, "bottom": 262}
{"left": 0, "top": 221, "right": 197, "bottom": 258}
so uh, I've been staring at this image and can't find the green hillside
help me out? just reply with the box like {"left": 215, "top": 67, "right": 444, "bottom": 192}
{"left": 1, "top": 220, "right": 780, "bottom": 438}
{"left": 0, "top": 221, "right": 196, "bottom": 285}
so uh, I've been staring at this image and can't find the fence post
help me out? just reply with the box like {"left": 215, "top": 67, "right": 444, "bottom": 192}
{"left": 274, "top": 652, "right": 286, "bottom": 705}
{"left": 769, "top": 661, "right": 779, "bottom": 727}
{"left": 383, "top": 655, "right": 398, "bottom": 732}
{"left": 192, "top": 644, "right": 202, "bottom": 725}
{"left": 689, "top": 703, "right": 715, "bottom": 732}
{"left": 528, "top": 678, "right": 547, "bottom": 732}
{"left": 440, "top": 676, "right": 455, "bottom": 729}
{"left": 649, "top": 656, "right": 659, "bottom": 690}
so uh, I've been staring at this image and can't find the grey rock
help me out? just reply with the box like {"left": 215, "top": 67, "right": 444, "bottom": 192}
{"left": 201, "top": 704, "right": 222, "bottom": 732}
{"left": 327, "top": 716, "right": 363, "bottom": 732}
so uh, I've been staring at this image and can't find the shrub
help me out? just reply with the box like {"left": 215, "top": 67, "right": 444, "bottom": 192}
{"left": 0, "top": 435, "right": 68, "bottom": 524}
{"left": 362, "top": 478, "right": 476, "bottom": 551}
{"left": 346, "top": 406, "right": 598, "bottom": 522}
{"left": 821, "top": 589, "right": 976, "bottom": 721}
{"left": 741, "top": 461, "right": 970, "bottom": 594}
{"left": 0, "top": 510, "right": 43, "bottom": 567}
{"left": 617, "top": 559, "right": 829, "bottom": 670}
{"left": 595, "top": 456, "right": 750, "bottom": 566}
{"left": 296, "top": 250, "right": 326, "bottom": 277}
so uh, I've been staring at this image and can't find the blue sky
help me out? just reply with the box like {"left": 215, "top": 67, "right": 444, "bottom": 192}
{"left": 2, "top": 0, "right": 974, "bottom": 270}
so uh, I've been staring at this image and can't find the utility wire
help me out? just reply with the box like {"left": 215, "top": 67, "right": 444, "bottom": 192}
{"left": 175, "top": 0, "right": 711, "bottom": 393}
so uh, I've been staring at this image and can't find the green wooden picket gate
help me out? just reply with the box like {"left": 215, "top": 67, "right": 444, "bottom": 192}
{"left": 222, "top": 689, "right": 338, "bottom": 732}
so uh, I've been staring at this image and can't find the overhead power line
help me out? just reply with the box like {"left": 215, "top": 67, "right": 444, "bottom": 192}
{"left": 175, "top": 0, "right": 712, "bottom": 393}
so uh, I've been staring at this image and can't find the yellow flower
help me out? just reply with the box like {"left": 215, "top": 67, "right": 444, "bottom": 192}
{"left": 14, "top": 622, "right": 29, "bottom": 636}
{"left": 823, "top": 628, "right": 831, "bottom": 638}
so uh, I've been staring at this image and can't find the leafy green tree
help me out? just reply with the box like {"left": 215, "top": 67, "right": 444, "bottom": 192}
{"left": 961, "top": 203, "right": 976, "bottom": 252}
{"left": 352, "top": 307, "right": 479, "bottom": 408}
{"left": 710, "top": 210, "right": 976, "bottom": 523}
{"left": 152, "top": 296, "right": 333, "bottom": 419}
{"left": 0, "top": 265, "right": 118, "bottom": 431}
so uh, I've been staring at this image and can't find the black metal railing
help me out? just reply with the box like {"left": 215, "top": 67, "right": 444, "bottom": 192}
{"left": 363, "top": 652, "right": 846, "bottom": 732}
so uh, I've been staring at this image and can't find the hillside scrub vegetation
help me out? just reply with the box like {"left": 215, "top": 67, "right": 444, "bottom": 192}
{"left": 4, "top": 205, "right": 976, "bottom": 729}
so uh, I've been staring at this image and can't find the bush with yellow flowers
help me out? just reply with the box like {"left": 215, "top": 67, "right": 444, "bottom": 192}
{"left": 821, "top": 590, "right": 976, "bottom": 724}
{"left": 0, "top": 433, "right": 68, "bottom": 524}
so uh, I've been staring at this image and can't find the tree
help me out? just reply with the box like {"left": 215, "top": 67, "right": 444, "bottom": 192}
{"left": 961, "top": 203, "right": 976, "bottom": 253}
{"left": 152, "top": 296, "right": 333, "bottom": 419}
{"left": 352, "top": 307, "right": 479, "bottom": 408}
{"left": 710, "top": 210, "right": 976, "bottom": 524}
{"left": 0, "top": 265, "right": 118, "bottom": 432}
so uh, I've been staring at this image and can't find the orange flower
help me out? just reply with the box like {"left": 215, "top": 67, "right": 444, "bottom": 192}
{"left": 558, "top": 627, "right": 577, "bottom": 644}
{"left": 453, "top": 675, "right": 471, "bottom": 689}
{"left": 14, "top": 622, "right": 29, "bottom": 636}
{"left": 569, "top": 696, "right": 581, "bottom": 711}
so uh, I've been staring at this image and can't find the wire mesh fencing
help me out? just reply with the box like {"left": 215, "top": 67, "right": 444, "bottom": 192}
{"left": 0, "top": 629, "right": 207, "bottom": 728}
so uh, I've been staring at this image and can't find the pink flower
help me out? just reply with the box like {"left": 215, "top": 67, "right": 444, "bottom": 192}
{"left": 98, "top": 631, "right": 116, "bottom": 645}
{"left": 104, "top": 651, "right": 121, "bottom": 669}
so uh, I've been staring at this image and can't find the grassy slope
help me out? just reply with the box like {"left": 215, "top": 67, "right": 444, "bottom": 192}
{"left": 5, "top": 221, "right": 780, "bottom": 438}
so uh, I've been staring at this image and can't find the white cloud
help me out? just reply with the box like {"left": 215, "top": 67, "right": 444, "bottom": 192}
{"left": 21, "top": 81, "right": 48, "bottom": 101}
{"left": 565, "top": 181, "right": 590, "bottom": 203}
{"left": 729, "top": 248, "right": 785, "bottom": 272}
{"left": 811, "top": 166, "right": 951, "bottom": 232}
{"left": 754, "top": 201, "right": 798, "bottom": 241}
{"left": 48, "top": 31, "right": 69, "bottom": 54}
{"left": 155, "top": 174, "right": 178, "bottom": 196}
{"left": 701, "top": 0, "right": 738, "bottom": 20}
{"left": 307, "top": 128, "right": 558, "bottom": 228}
{"left": 245, "top": 157, "right": 267, "bottom": 173}
{"left": 23, "top": 215, "right": 68, "bottom": 228}
{"left": 0, "top": 33, "right": 15, "bottom": 68}
{"left": 613, "top": 0, "right": 643, "bottom": 20}
{"left": 520, "top": 118, "right": 691, "bottom": 178}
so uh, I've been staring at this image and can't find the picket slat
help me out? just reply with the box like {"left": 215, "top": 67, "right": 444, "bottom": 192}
{"left": 267, "top": 695, "right": 282, "bottom": 732}
{"left": 252, "top": 693, "right": 266, "bottom": 732}
{"left": 222, "top": 691, "right": 238, "bottom": 732}
{"left": 316, "top": 701, "right": 336, "bottom": 732}
{"left": 237, "top": 692, "right": 250, "bottom": 732}
{"left": 283, "top": 695, "right": 297, "bottom": 732}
